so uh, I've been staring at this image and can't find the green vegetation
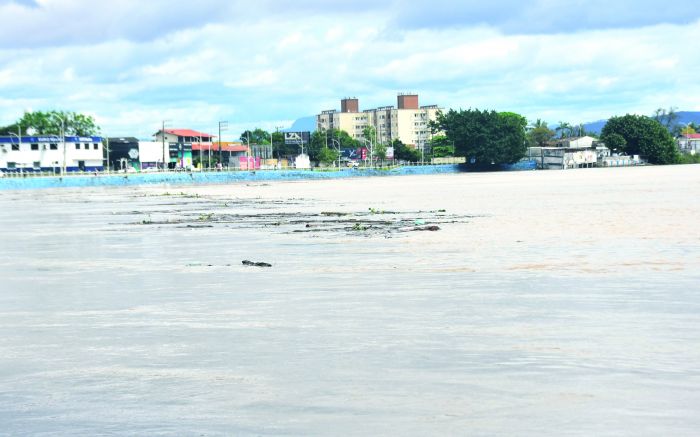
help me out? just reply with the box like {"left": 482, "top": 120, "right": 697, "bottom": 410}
{"left": 429, "top": 135, "right": 455, "bottom": 158}
{"left": 431, "top": 109, "right": 527, "bottom": 166}
{"left": 601, "top": 114, "right": 679, "bottom": 164}
{"left": 308, "top": 128, "right": 358, "bottom": 164}
{"left": 677, "top": 153, "right": 700, "bottom": 164}
{"left": 527, "top": 119, "right": 555, "bottom": 147}
{"left": 392, "top": 139, "right": 420, "bottom": 162}
{"left": 680, "top": 123, "right": 698, "bottom": 135}
{"left": 316, "top": 146, "right": 339, "bottom": 166}
{"left": 240, "top": 128, "right": 271, "bottom": 145}
{"left": 0, "top": 110, "right": 100, "bottom": 136}
{"left": 652, "top": 107, "right": 680, "bottom": 135}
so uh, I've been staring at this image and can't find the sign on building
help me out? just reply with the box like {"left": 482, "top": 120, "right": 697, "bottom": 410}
{"left": 284, "top": 132, "right": 310, "bottom": 145}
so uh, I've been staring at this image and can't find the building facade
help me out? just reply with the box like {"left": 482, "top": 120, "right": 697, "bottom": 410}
{"left": 678, "top": 133, "right": 700, "bottom": 154}
{"left": 153, "top": 129, "right": 215, "bottom": 169}
{"left": 0, "top": 135, "right": 103, "bottom": 172}
{"left": 316, "top": 94, "right": 442, "bottom": 152}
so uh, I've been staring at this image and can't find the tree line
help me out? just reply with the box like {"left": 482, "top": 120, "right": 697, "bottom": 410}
{"left": 180, "top": 107, "right": 699, "bottom": 167}
{"left": 3, "top": 106, "right": 694, "bottom": 167}
{"left": 0, "top": 110, "right": 100, "bottom": 136}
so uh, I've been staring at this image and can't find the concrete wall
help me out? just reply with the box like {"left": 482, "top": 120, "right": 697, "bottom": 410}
{"left": 1, "top": 162, "right": 537, "bottom": 191}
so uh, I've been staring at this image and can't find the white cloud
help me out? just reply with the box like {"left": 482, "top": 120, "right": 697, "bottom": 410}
{"left": 1, "top": 2, "right": 699, "bottom": 135}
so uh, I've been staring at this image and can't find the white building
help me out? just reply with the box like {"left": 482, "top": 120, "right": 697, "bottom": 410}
{"left": 678, "top": 133, "right": 700, "bottom": 154}
{"left": 0, "top": 134, "right": 103, "bottom": 173}
{"left": 316, "top": 94, "right": 442, "bottom": 153}
{"left": 153, "top": 128, "right": 215, "bottom": 169}
{"left": 137, "top": 141, "right": 167, "bottom": 169}
{"left": 552, "top": 136, "right": 597, "bottom": 148}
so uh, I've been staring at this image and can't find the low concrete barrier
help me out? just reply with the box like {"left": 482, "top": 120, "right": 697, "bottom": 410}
{"left": 0, "top": 161, "right": 536, "bottom": 190}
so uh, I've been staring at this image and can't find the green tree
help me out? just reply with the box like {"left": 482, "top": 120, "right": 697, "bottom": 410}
{"left": 572, "top": 123, "right": 587, "bottom": 137}
{"left": 527, "top": 119, "right": 555, "bottom": 147}
{"left": 392, "top": 139, "right": 420, "bottom": 162}
{"left": 361, "top": 125, "right": 377, "bottom": 160}
{"left": 240, "top": 128, "right": 270, "bottom": 145}
{"left": 431, "top": 109, "right": 527, "bottom": 166}
{"left": 429, "top": 135, "right": 455, "bottom": 157}
{"left": 601, "top": 114, "right": 679, "bottom": 164}
{"left": 374, "top": 141, "right": 387, "bottom": 161}
{"left": 556, "top": 121, "right": 573, "bottom": 138}
{"left": 652, "top": 107, "right": 679, "bottom": 134}
{"left": 307, "top": 130, "right": 325, "bottom": 162}
{"left": 270, "top": 131, "right": 298, "bottom": 159}
{"left": 0, "top": 110, "right": 100, "bottom": 136}
{"left": 317, "top": 146, "right": 340, "bottom": 166}
{"left": 603, "top": 133, "right": 626, "bottom": 153}
{"left": 680, "top": 125, "right": 696, "bottom": 135}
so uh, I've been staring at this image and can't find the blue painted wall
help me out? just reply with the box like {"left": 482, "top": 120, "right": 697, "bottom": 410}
{"left": 0, "top": 162, "right": 536, "bottom": 191}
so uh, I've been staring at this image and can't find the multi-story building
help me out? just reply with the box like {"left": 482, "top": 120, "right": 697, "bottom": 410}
{"left": 0, "top": 134, "right": 104, "bottom": 173}
{"left": 316, "top": 94, "right": 442, "bottom": 152}
{"left": 153, "top": 128, "right": 215, "bottom": 169}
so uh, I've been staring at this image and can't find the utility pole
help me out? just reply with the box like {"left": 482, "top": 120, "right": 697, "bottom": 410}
{"left": 105, "top": 137, "right": 110, "bottom": 172}
{"left": 218, "top": 120, "right": 228, "bottom": 167}
{"left": 161, "top": 120, "right": 167, "bottom": 171}
{"left": 248, "top": 131, "right": 252, "bottom": 170}
{"left": 61, "top": 117, "right": 66, "bottom": 174}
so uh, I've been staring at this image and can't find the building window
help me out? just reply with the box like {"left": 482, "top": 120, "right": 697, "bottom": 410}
{"left": 84, "top": 144, "right": 89, "bottom": 150}
{"left": 33, "top": 161, "right": 40, "bottom": 168}
{"left": 7, "top": 162, "right": 16, "bottom": 169}
{"left": 12, "top": 144, "right": 20, "bottom": 151}
{"left": 75, "top": 143, "right": 80, "bottom": 149}
{"left": 31, "top": 143, "right": 39, "bottom": 150}
{"left": 50, "top": 143, "right": 58, "bottom": 150}
{"left": 93, "top": 143, "right": 99, "bottom": 150}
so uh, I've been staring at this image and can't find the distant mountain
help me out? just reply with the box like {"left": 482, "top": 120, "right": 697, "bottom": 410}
{"left": 284, "top": 116, "right": 316, "bottom": 133}
{"left": 582, "top": 120, "right": 607, "bottom": 134}
{"left": 583, "top": 111, "right": 700, "bottom": 134}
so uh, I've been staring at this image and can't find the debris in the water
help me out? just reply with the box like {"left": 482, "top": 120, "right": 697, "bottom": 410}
{"left": 399, "top": 225, "right": 440, "bottom": 232}
{"left": 242, "top": 260, "right": 272, "bottom": 267}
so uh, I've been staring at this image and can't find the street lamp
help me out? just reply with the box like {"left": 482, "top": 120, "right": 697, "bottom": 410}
{"left": 359, "top": 138, "right": 372, "bottom": 167}
{"left": 330, "top": 137, "right": 341, "bottom": 169}
{"left": 218, "top": 121, "right": 228, "bottom": 168}
{"left": 161, "top": 120, "right": 171, "bottom": 171}
{"left": 53, "top": 114, "right": 66, "bottom": 174}
{"left": 241, "top": 133, "right": 252, "bottom": 170}
{"left": 103, "top": 137, "right": 110, "bottom": 172}
{"left": 197, "top": 132, "right": 202, "bottom": 171}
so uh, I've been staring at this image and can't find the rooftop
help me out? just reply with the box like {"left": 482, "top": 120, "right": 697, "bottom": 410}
{"left": 157, "top": 128, "right": 215, "bottom": 138}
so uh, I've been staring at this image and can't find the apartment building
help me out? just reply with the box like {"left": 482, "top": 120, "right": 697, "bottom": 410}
{"left": 0, "top": 134, "right": 104, "bottom": 172}
{"left": 316, "top": 94, "right": 442, "bottom": 151}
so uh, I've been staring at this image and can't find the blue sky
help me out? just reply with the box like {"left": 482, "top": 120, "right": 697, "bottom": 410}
{"left": 0, "top": 0, "right": 698, "bottom": 139}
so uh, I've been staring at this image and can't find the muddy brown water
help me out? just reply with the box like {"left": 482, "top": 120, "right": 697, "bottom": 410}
{"left": 1, "top": 166, "right": 699, "bottom": 435}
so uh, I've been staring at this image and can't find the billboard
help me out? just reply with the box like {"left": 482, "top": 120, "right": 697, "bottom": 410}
{"left": 284, "top": 131, "right": 310, "bottom": 145}
{"left": 341, "top": 148, "right": 358, "bottom": 159}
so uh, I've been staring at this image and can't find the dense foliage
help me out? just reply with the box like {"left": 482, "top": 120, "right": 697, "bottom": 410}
{"left": 308, "top": 128, "right": 359, "bottom": 163}
{"left": 392, "top": 139, "right": 420, "bottom": 162}
{"left": 601, "top": 114, "right": 679, "bottom": 164}
{"left": 431, "top": 109, "right": 527, "bottom": 166}
{"left": 0, "top": 110, "right": 100, "bottom": 136}
{"left": 429, "top": 135, "right": 455, "bottom": 157}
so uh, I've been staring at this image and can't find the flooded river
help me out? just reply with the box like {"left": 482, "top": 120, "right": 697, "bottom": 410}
{"left": 1, "top": 165, "right": 699, "bottom": 435}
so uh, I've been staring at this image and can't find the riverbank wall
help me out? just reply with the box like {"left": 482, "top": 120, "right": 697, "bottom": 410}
{"left": 0, "top": 161, "right": 536, "bottom": 190}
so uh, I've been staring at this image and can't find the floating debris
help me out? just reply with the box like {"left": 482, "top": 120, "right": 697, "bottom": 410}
{"left": 242, "top": 260, "right": 272, "bottom": 267}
